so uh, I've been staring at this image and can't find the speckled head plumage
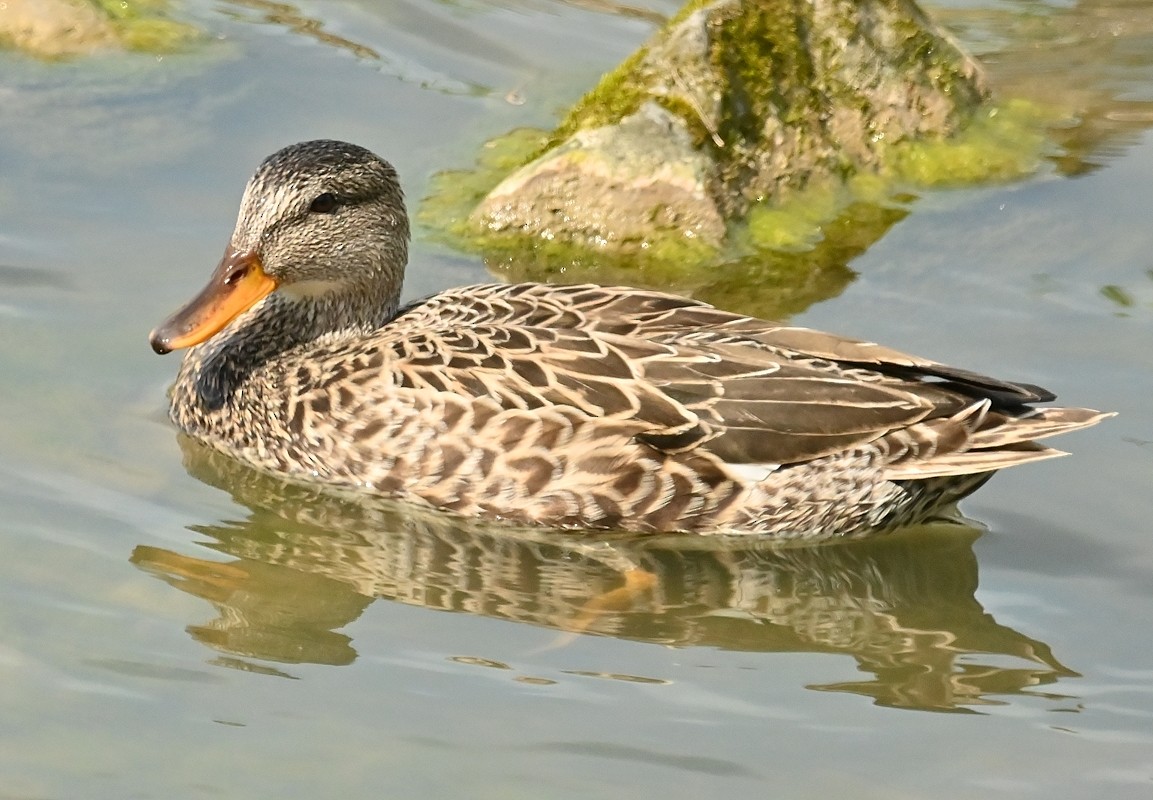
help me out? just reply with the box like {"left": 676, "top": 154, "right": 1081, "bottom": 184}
{"left": 149, "top": 140, "right": 409, "bottom": 354}
{"left": 233, "top": 140, "right": 409, "bottom": 285}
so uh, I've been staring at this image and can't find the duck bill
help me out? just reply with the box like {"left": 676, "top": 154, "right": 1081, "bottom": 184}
{"left": 149, "top": 249, "right": 278, "bottom": 355}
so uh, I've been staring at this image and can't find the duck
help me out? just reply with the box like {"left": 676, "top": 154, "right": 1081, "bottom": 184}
{"left": 149, "top": 139, "right": 1110, "bottom": 540}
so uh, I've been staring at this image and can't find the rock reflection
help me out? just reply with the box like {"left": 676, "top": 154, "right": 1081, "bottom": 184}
{"left": 943, "top": 0, "right": 1153, "bottom": 175}
{"left": 134, "top": 437, "right": 1077, "bottom": 712}
{"left": 223, "top": 0, "right": 381, "bottom": 60}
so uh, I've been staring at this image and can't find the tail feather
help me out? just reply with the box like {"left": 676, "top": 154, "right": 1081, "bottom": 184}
{"left": 885, "top": 442, "right": 1068, "bottom": 480}
{"left": 970, "top": 408, "right": 1115, "bottom": 448}
{"left": 883, "top": 406, "right": 1113, "bottom": 481}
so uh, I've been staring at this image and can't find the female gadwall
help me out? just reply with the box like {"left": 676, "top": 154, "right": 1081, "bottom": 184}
{"left": 150, "top": 140, "right": 1109, "bottom": 540}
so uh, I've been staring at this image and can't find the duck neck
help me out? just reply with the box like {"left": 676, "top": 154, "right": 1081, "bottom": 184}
{"left": 270, "top": 279, "right": 402, "bottom": 343}
{"left": 181, "top": 280, "right": 400, "bottom": 413}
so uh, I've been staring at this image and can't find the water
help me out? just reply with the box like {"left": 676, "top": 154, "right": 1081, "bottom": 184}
{"left": 1, "top": 0, "right": 1151, "bottom": 797}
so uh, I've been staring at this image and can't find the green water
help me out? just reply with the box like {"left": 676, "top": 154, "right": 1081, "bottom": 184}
{"left": 1, "top": 1, "right": 1151, "bottom": 797}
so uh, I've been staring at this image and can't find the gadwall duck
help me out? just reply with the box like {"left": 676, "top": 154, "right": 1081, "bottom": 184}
{"left": 150, "top": 140, "right": 1110, "bottom": 540}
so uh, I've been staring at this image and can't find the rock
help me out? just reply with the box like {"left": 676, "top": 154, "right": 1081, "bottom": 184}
{"left": 470, "top": 0, "right": 989, "bottom": 253}
{"left": 473, "top": 101, "right": 727, "bottom": 250}
{"left": 0, "top": 0, "right": 197, "bottom": 58}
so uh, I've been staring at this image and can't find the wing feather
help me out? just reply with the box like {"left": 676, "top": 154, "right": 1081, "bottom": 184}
{"left": 356, "top": 283, "right": 1104, "bottom": 473}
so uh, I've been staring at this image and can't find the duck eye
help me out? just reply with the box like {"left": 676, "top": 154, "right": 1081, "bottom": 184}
{"left": 309, "top": 193, "right": 339, "bottom": 214}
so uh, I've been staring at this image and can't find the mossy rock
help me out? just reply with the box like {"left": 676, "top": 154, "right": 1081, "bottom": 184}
{"left": 420, "top": 0, "right": 1054, "bottom": 317}
{"left": 458, "top": 0, "right": 992, "bottom": 258}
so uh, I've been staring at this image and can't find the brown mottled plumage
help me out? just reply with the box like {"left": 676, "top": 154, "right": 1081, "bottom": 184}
{"left": 149, "top": 140, "right": 1111, "bottom": 540}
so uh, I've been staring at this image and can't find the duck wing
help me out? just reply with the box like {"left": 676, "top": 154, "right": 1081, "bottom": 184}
{"left": 384, "top": 301, "right": 941, "bottom": 467}
{"left": 381, "top": 283, "right": 1114, "bottom": 475}
{"left": 397, "top": 283, "right": 1052, "bottom": 405}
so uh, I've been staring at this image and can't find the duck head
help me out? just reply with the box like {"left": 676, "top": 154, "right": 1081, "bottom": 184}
{"left": 150, "top": 140, "right": 410, "bottom": 355}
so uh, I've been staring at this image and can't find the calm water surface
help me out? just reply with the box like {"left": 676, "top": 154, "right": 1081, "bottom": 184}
{"left": 1, "top": 1, "right": 1151, "bottom": 797}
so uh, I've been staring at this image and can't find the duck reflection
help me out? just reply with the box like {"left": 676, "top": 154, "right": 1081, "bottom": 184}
{"left": 133, "top": 437, "right": 1076, "bottom": 712}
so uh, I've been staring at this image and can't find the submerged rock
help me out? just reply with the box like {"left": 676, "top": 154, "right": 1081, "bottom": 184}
{"left": 469, "top": 0, "right": 989, "bottom": 255}
{"left": 0, "top": 0, "right": 117, "bottom": 57}
{"left": 0, "top": 0, "right": 196, "bottom": 58}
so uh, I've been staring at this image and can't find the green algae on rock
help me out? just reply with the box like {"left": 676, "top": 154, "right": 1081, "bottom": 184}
{"left": 888, "top": 98, "right": 1052, "bottom": 185}
{"left": 743, "top": 98, "right": 1056, "bottom": 250}
{"left": 92, "top": 0, "right": 198, "bottom": 53}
